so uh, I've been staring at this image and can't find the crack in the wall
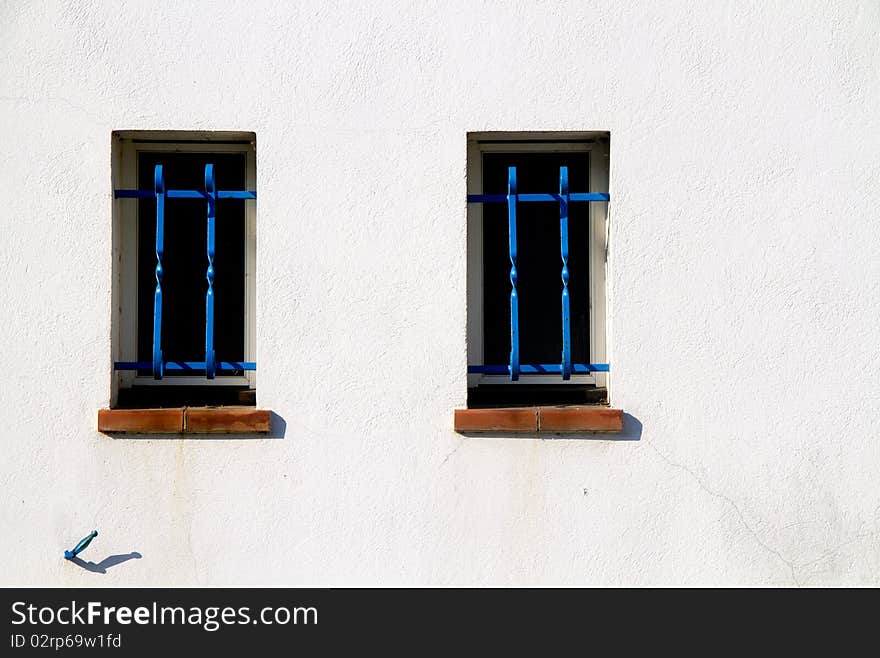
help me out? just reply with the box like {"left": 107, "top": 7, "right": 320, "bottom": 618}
{"left": 643, "top": 440, "right": 801, "bottom": 586}
{"left": 793, "top": 529, "right": 880, "bottom": 573}
{"left": 439, "top": 442, "right": 463, "bottom": 467}
{"left": 644, "top": 440, "right": 880, "bottom": 585}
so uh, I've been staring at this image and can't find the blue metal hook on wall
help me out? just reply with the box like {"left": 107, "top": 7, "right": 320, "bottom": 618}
{"left": 64, "top": 530, "right": 98, "bottom": 560}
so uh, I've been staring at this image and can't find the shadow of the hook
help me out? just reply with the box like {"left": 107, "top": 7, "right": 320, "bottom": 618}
{"left": 69, "top": 552, "right": 142, "bottom": 574}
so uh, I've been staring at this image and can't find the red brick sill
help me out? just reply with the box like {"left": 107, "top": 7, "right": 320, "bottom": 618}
{"left": 98, "top": 407, "right": 271, "bottom": 434}
{"left": 454, "top": 406, "right": 623, "bottom": 433}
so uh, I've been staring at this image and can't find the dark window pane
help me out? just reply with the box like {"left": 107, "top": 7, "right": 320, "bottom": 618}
{"left": 482, "top": 152, "right": 590, "bottom": 366}
{"left": 136, "top": 152, "right": 246, "bottom": 376}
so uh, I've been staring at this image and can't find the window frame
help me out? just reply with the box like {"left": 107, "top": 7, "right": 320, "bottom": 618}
{"left": 112, "top": 132, "right": 257, "bottom": 400}
{"left": 466, "top": 132, "right": 609, "bottom": 390}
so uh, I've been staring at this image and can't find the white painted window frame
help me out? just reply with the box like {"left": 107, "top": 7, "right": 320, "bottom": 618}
{"left": 112, "top": 133, "right": 257, "bottom": 393}
{"left": 466, "top": 132, "right": 608, "bottom": 388}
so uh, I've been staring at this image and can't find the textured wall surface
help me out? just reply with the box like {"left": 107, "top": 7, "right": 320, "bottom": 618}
{"left": 1, "top": 0, "right": 879, "bottom": 586}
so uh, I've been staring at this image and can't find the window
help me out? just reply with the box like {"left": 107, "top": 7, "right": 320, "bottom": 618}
{"left": 110, "top": 132, "right": 257, "bottom": 409}
{"left": 466, "top": 132, "right": 610, "bottom": 408}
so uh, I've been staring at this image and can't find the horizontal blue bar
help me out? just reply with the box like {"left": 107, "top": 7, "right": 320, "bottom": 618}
{"left": 114, "top": 361, "right": 256, "bottom": 371}
{"left": 469, "top": 364, "right": 609, "bottom": 374}
{"left": 115, "top": 190, "right": 256, "bottom": 200}
{"left": 468, "top": 193, "right": 609, "bottom": 203}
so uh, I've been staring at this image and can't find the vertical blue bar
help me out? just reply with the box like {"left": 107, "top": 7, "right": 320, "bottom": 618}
{"left": 152, "top": 165, "right": 165, "bottom": 379}
{"left": 205, "top": 164, "right": 216, "bottom": 379}
{"left": 508, "top": 166, "right": 520, "bottom": 381}
{"left": 560, "top": 166, "right": 571, "bottom": 380}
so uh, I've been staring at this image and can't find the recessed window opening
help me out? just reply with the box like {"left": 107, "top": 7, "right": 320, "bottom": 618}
{"left": 466, "top": 132, "right": 610, "bottom": 408}
{"left": 111, "top": 131, "right": 257, "bottom": 408}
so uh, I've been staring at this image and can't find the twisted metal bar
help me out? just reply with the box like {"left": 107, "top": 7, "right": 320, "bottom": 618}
{"left": 560, "top": 166, "right": 571, "bottom": 380}
{"left": 205, "top": 164, "right": 216, "bottom": 379}
{"left": 152, "top": 165, "right": 165, "bottom": 379}
{"left": 507, "top": 166, "right": 520, "bottom": 381}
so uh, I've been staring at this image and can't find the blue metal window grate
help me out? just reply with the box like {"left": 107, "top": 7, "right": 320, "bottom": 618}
{"left": 114, "top": 163, "right": 257, "bottom": 380}
{"left": 467, "top": 166, "right": 610, "bottom": 381}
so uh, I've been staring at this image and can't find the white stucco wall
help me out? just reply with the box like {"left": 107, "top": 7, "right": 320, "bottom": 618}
{"left": 1, "top": 0, "right": 879, "bottom": 586}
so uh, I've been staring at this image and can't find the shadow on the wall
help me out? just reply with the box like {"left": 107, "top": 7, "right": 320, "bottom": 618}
{"left": 69, "top": 552, "right": 142, "bottom": 574}
{"left": 458, "top": 413, "right": 643, "bottom": 441}
{"left": 268, "top": 411, "right": 286, "bottom": 439}
{"left": 612, "top": 412, "right": 642, "bottom": 442}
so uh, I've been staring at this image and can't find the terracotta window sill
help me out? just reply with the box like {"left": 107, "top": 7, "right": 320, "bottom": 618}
{"left": 454, "top": 406, "right": 623, "bottom": 433}
{"left": 98, "top": 407, "right": 271, "bottom": 434}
